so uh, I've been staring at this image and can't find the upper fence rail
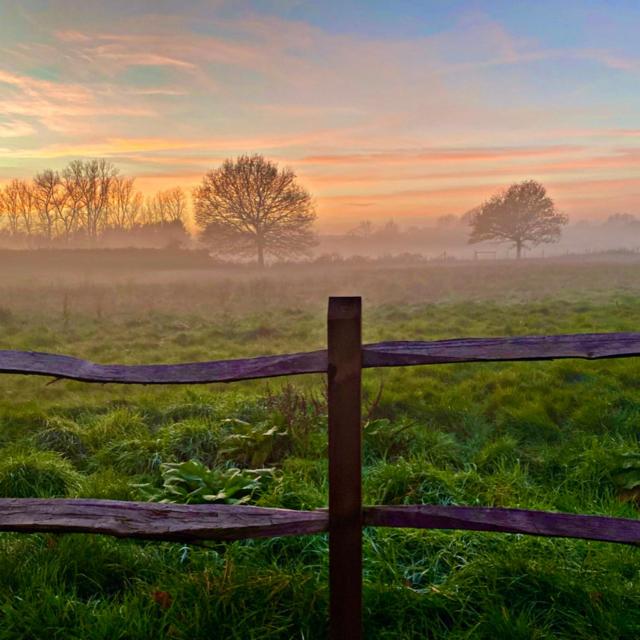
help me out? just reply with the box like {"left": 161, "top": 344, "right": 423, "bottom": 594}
{"left": 1, "top": 332, "right": 640, "bottom": 384}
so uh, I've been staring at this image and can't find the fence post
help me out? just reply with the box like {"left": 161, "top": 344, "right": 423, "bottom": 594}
{"left": 327, "top": 296, "right": 363, "bottom": 640}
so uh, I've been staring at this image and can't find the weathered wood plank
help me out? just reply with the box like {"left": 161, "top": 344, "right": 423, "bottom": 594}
{"left": 364, "top": 505, "right": 640, "bottom": 545}
{"left": 0, "top": 499, "right": 328, "bottom": 541}
{"left": 328, "top": 297, "right": 363, "bottom": 640}
{"left": 2, "top": 333, "right": 640, "bottom": 386}
{"left": 363, "top": 333, "right": 640, "bottom": 367}
{"left": 2, "top": 500, "right": 637, "bottom": 545}
{"left": 0, "top": 349, "right": 327, "bottom": 384}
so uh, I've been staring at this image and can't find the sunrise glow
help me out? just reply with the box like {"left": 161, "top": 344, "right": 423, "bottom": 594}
{"left": 1, "top": 1, "right": 639, "bottom": 230}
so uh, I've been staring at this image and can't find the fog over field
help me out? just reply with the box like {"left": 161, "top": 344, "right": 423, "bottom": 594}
{"left": 2, "top": 1, "right": 640, "bottom": 638}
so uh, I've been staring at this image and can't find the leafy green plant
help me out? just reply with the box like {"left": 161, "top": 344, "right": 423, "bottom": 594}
{"left": 219, "top": 419, "right": 288, "bottom": 467}
{"left": 137, "top": 459, "right": 276, "bottom": 504}
{"left": 610, "top": 452, "right": 640, "bottom": 501}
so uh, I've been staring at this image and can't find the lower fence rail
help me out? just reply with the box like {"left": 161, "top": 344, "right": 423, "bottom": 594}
{"left": 1, "top": 499, "right": 638, "bottom": 546}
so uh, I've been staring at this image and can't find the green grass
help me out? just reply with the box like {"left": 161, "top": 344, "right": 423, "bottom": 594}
{"left": 1, "top": 261, "right": 640, "bottom": 638}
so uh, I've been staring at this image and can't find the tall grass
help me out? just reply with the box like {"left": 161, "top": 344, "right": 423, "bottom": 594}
{"left": 1, "top": 261, "right": 640, "bottom": 637}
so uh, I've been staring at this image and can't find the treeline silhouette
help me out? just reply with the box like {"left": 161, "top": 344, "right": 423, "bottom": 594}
{"left": 0, "top": 159, "right": 188, "bottom": 248}
{"left": 3, "top": 161, "right": 639, "bottom": 259}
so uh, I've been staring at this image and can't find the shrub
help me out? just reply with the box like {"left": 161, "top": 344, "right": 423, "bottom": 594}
{"left": 364, "top": 418, "right": 414, "bottom": 462}
{"left": 77, "top": 469, "right": 137, "bottom": 501}
{"left": 84, "top": 408, "right": 149, "bottom": 449}
{"left": 475, "top": 435, "right": 520, "bottom": 471}
{"left": 0, "top": 306, "right": 13, "bottom": 324}
{"left": 161, "top": 392, "right": 218, "bottom": 423}
{"left": 258, "top": 457, "right": 326, "bottom": 510}
{"left": 33, "top": 417, "right": 88, "bottom": 465}
{"left": 91, "top": 438, "right": 162, "bottom": 475}
{"left": 0, "top": 450, "right": 82, "bottom": 498}
{"left": 159, "top": 418, "right": 220, "bottom": 467}
{"left": 497, "top": 404, "right": 561, "bottom": 443}
{"left": 365, "top": 459, "right": 477, "bottom": 506}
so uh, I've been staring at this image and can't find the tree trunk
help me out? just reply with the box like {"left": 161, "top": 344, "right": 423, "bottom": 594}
{"left": 516, "top": 240, "right": 522, "bottom": 259}
{"left": 257, "top": 240, "right": 265, "bottom": 268}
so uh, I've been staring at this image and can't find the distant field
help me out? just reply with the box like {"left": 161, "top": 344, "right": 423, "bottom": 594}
{"left": 1, "top": 258, "right": 640, "bottom": 638}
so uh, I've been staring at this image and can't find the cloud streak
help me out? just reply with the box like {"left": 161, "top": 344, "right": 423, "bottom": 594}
{"left": 0, "top": 2, "right": 638, "bottom": 224}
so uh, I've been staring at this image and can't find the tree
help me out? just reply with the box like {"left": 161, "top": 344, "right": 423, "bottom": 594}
{"left": 348, "top": 220, "right": 374, "bottom": 238}
{"left": 64, "top": 159, "right": 117, "bottom": 240}
{"left": 33, "top": 170, "right": 65, "bottom": 241}
{"left": 0, "top": 179, "right": 26, "bottom": 236}
{"left": 108, "top": 176, "right": 143, "bottom": 231}
{"left": 194, "top": 154, "right": 316, "bottom": 266}
{"left": 144, "top": 187, "right": 187, "bottom": 226}
{"left": 468, "top": 180, "right": 567, "bottom": 259}
{"left": 605, "top": 213, "right": 637, "bottom": 227}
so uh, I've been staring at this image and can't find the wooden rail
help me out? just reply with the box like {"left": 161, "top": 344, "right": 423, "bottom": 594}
{"left": 1, "top": 298, "right": 639, "bottom": 639}
{"left": 364, "top": 505, "right": 640, "bottom": 545}
{"left": 0, "top": 499, "right": 328, "bottom": 541}
{"left": 2, "top": 501, "right": 639, "bottom": 546}
{"left": 2, "top": 332, "right": 640, "bottom": 384}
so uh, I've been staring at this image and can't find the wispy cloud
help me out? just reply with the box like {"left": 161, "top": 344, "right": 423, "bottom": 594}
{"left": 0, "top": 68, "right": 155, "bottom": 134}
{"left": 0, "top": 118, "right": 36, "bottom": 138}
{"left": 0, "top": 2, "right": 637, "bottom": 222}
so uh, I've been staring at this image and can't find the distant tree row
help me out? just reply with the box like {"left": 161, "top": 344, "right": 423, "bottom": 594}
{"left": 0, "top": 155, "right": 317, "bottom": 265}
{"left": 0, "top": 159, "right": 187, "bottom": 245}
{"left": 1, "top": 156, "right": 577, "bottom": 263}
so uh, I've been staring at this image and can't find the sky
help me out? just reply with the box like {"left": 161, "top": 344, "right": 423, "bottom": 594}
{"left": 0, "top": 0, "right": 639, "bottom": 230}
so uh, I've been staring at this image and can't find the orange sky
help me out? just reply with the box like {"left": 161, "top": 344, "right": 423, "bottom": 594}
{"left": 1, "top": 2, "right": 639, "bottom": 230}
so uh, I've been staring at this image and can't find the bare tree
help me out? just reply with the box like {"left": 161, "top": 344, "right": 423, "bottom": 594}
{"left": 468, "top": 180, "right": 567, "bottom": 259}
{"left": 64, "top": 159, "right": 118, "bottom": 240}
{"left": 16, "top": 179, "right": 36, "bottom": 239}
{"left": 108, "top": 176, "right": 143, "bottom": 230}
{"left": 0, "top": 180, "right": 25, "bottom": 236}
{"left": 194, "top": 154, "right": 316, "bottom": 267}
{"left": 348, "top": 220, "right": 374, "bottom": 238}
{"left": 144, "top": 187, "right": 187, "bottom": 226}
{"left": 163, "top": 187, "right": 187, "bottom": 224}
{"left": 1, "top": 159, "right": 193, "bottom": 247}
{"left": 58, "top": 170, "right": 85, "bottom": 241}
{"left": 33, "top": 170, "right": 66, "bottom": 241}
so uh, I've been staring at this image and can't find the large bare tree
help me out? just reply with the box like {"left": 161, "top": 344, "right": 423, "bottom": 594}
{"left": 194, "top": 155, "right": 316, "bottom": 266}
{"left": 468, "top": 180, "right": 567, "bottom": 259}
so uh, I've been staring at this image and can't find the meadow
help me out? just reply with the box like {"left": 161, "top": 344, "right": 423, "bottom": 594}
{"left": 1, "top": 255, "right": 640, "bottom": 639}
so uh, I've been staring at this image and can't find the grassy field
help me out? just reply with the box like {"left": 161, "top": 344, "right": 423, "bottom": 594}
{"left": 1, "top": 257, "right": 640, "bottom": 639}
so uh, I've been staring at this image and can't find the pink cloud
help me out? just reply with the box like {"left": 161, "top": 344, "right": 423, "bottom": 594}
{"left": 0, "top": 6, "right": 637, "bottom": 227}
{"left": 0, "top": 68, "right": 155, "bottom": 134}
{"left": 0, "top": 118, "right": 36, "bottom": 138}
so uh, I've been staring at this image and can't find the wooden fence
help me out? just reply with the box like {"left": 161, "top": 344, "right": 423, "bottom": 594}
{"left": 1, "top": 296, "right": 640, "bottom": 639}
